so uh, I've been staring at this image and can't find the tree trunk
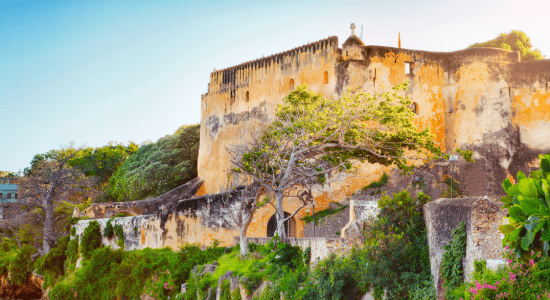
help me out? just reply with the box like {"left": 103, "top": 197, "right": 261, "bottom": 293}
{"left": 275, "top": 192, "right": 286, "bottom": 242}
{"left": 43, "top": 198, "right": 55, "bottom": 255}
{"left": 239, "top": 227, "right": 248, "bottom": 256}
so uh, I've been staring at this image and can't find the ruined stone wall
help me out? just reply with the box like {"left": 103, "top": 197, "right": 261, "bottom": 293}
{"left": 423, "top": 197, "right": 507, "bottom": 298}
{"left": 302, "top": 207, "right": 349, "bottom": 238}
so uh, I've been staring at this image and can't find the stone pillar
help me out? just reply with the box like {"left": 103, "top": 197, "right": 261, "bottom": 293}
{"left": 423, "top": 197, "right": 506, "bottom": 298}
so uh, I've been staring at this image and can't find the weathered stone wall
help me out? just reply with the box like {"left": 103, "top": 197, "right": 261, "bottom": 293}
{"left": 198, "top": 28, "right": 550, "bottom": 239}
{"left": 423, "top": 197, "right": 507, "bottom": 298}
{"left": 81, "top": 178, "right": 203, "bottom": 219}
{"left": 302, "top": 207, "right": 349, "bottom": 238}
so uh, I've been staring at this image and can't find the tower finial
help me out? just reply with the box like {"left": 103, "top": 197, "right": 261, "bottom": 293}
{"left": 350, "top": 23, "right": 356, "bottom": 36}
{"left": 398, "top": 32, "right": 401, "bottom": 49}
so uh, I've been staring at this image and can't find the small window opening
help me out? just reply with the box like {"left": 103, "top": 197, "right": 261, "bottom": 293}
{"left": 405, "top": 62, "right": 413, "bottom": 75}
{"left": 0, "top": 193, "right": 3, "bottom": 198}
{"left": 14, "top": 193, "right": 18, "bottom": 199}
{"left": 346, "top": 50, "right": 348, "bottom": 57}
{"left": 245, "top": 91, "right": 249, "bottom": 102}
{"left": 7, "top": 193, "right": 11, "bottom": 199}
{"left": 323, "top": 71, "right": 329, "bottom": 84}
{"left": 289, "top": 79, "right": 295, "bottom": 90}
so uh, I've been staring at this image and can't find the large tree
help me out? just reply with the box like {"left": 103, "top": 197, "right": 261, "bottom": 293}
{"left": 229, "top": 84, "right": 441, "bottom": 241}
{"left": 19, "top": 146, "right": 94, "bottom": 255}
{"left": 469, "top": 30, "right": 545, "bottom": 61}
{"left": 108, "top": 124, "right": 200, "bottom": 201}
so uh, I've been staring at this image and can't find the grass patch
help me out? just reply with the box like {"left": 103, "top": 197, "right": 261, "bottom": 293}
{"left": 362, "top": 172, "right": 388, "bottom": 191}
{"left": 301, "top": 202, "right": 348, "bottom": 225}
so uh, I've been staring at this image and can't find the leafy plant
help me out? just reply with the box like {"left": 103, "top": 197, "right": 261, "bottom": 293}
{"left": 9, "top": 244, "right": 36, "bottom": 285}
{"left": 35, "top": 236, "right": 69, "bottom": 288}
{"left": 468, "top": 30, "right": 545, "bottom": 61}
{"left": 103, "top": 218, "right": 114, "bottom": 238}
{"left": 499, "top": 153, "right": 550, "bottom": 262}
{"left": 66, "top": 238, "right": 79, "bottom": 264}
{"left": 114, "top": 224, "right": 124, "bottom": 248}
{"left": 440, "top": 221, "right": 467, "bottom": 299}
{"left": 301, "top": 202, "right": 348, "bottom": 225}
{"left": 80, "top": 220, "right": 102, "bottom": 259}
{"left": 362, "top": 172, "right": 389, "bottom": 190}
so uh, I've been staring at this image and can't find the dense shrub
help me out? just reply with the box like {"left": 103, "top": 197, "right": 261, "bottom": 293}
{"left": 9, "top": 244, "right": 36, "bottom": 285}
{"left": 80, "top": 220, "right": 102, "bottom": 259}
{"left": 357, "top": 190, "right": 435, "bottom": 299}
{"left": 35, "top": 236, "right": 70, "bottom": 288}
{"left": 451, "top": 247, "right": 550, "bottom": 299}
{"left": 0, "top": 238, "right": 17, "bottom": 275}
{"left": 103, "top": 218, "right": 114, "bottom": 238}
{"left": 108, "top": 124, "right": 200, "bottom": 201}
{"left": 66, "top": 238, "right": 79, "bottom": 264}
{"left": 114, "top": 224, "right": 124, "bottom": 248}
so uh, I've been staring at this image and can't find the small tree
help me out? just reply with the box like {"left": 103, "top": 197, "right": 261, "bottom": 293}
{"left": 18, "top": 144, "right": 95, "bottom": 255}
{"left": 230, "top": 84, "right": 441, "bottom": 241}
{"left": 220, "top": 176, "right": 264, "bottom": 256}
{"left": 469, "top": 30, "right": 545, "bottom": 61}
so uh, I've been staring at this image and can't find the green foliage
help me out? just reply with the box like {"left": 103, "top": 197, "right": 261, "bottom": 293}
{"left": 363, "top": 172, "right": 389, "bottom": 190}
{"left": 359, "top": 190, "right": 434, "bottom": 299}
{"left": 67, "top": 142, "right": 139, "bottom": 186}
{"left": 103, "top": 218, "right": 114, "bottom": 238}
{"left": 70, "top": 226, "right": 76, "bottom": 237}
{"left": 108, "top": 124, "right": 200, "bottom": 201}
{"left": 469, "top": 30, "right": 545, "bottom": 61}
{"left": 35, "top": 236, "right": 69, "bottom": 288}
{"left": 440, "top": 222, "right": 467, "bottom": 299}
{"left": 114, "top": 224, "right": 124, "bottom": 248}
{"left": 451, "top": 247, "right": 550, "bottom": 299}
{"left": 49, "top": 281, "right": 77, "bottom": 300}
{"left": 303, "top": 246, "right": 311, "bottom": 266}
{"left": 442, "top": 177, "right": 462, "bottom": 198}
{"left": 0, "top": 238, "right": 17, "bottom": 275}
{"left": 114, "top": 212, "right": 129, "bottom": 218}
{"left": 66, "top": 238, "right": 79, "bottom": 264}
{"left": 301, "top": 202, "right": 348, "bottom": 225}
{"left": 9, "top": 244, "right": 36, "bottom": 285}
{"left": 499, "top": 153, "right": 550, "bottom": 262}
{"left": 80, "top": 220, "right": 102, "bottom": 259}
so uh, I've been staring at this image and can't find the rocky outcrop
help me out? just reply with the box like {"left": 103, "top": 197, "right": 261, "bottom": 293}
{"left": 0, "top": 272, "right": 43, "bottom": 299}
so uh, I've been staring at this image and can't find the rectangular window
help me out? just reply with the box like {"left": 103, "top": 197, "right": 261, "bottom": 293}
{"left": 405, "top": 62, "right": 414, "bottom": 75}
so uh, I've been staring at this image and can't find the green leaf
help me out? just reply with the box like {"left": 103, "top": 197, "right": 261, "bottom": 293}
{"left": 525, "top": 215, "right": 541, "bottom": 232}
{"left": 507, "top": 184, "right": 520, "bottom": 197}
{"left": 541, "top": 156, "right": 550, "bottom": 173}
{"left": 519, "top": 178, "right": 539, "bottom": 198}
{"left": 518, "top": 170, "right": 527, "bottom": 181}
{"left": 542, "top": 221, "right": 550, "bottom": 242}
{"left": 501, "top": 195, "right": 513, "bottom": 205}
{"left": 502, "top": 178, "right": 512, "bottom": 193}
{"left": 519, "top": 197, "right": 543, "bottom": 215}
{"left": 499, "top": 224, "right": 517, "bottom": 235}
{"left": 521, "top": 230, "right": 535, "bottom": 250}
{"left": 509, "top": 206, "right": 527, "bottom": 222}
{"left": 508, "top": 227, "right": 522, "bottom": 242}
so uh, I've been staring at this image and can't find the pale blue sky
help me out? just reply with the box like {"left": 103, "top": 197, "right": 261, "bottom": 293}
{"left": 1, "top": 0, "right": 548, "bottom": 172}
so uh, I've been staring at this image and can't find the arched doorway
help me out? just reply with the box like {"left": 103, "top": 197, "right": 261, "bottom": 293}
{"left": 266, "top": 212, "right": 296, "bottom": 238}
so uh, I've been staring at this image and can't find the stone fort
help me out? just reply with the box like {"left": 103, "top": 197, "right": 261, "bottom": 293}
{"left": 75, "top": 25, "right": 550, "bottom": 279}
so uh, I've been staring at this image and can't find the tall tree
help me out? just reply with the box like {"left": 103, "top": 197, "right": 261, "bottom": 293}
{"left": 19, "top": 145, "right": 94, "bottom": 255}
{"left": 230, "top": 84, "right": 441, "bottom": 241}
{"left": 469, "top": 30, "right": 545, "bottom": 61}
{"left": 108, "top": 124, "right": 200, "bottom": 201}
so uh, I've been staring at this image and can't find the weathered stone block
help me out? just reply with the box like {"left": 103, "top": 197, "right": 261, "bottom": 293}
{"left": 424, "top": 197, "right": 506, "bottom": 298}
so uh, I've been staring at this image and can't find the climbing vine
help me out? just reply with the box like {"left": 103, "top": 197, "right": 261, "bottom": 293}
{"left": 440, "top": 221, "right": 467, "bottom": 299}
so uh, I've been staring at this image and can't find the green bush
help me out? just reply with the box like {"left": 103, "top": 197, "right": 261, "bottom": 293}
{"left": 451, "top": 247, "right": 550, "bottom": 299}
{"left": 440, "top": 221, "right": 467, "bottom": 299}
{"left": 499, "top": 153, "right": 550, "bottom": 262}
{"left": 66, "top": 238, "right": 79, "bottom": 264}
{"left": 35, "top": 236, "right": 70, "bottom": 288}
{"left": 81, "top": 220, "right": 102, "bottom": 259}
{"left": 114, "top": 224, "right": 124, "bottom": 248}
{"left": 49, "top": 281, "right": 77, "bottom": 300}
{"left": 356, "top": 190, "right": 435, "bottom": 299}
{"left": 0, "top": 238, "right": 17, "bottom": 275}
{"left": 70, "top": 227, "right": 76, "bottom": 237}
{"left": 9, "top": 244, "right": 36, "bottom": 285}
{"left": 103, "top": 218, "right": 114, "bottom": 238}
